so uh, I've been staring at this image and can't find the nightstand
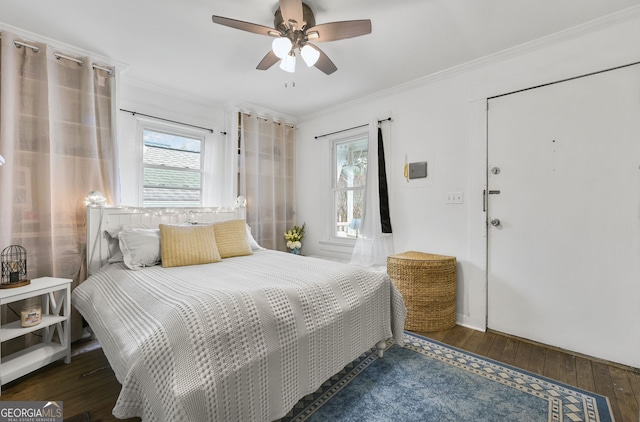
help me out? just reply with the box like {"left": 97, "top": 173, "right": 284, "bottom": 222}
{"left": 0, "top": 277, "right": 72, "bottom": 391}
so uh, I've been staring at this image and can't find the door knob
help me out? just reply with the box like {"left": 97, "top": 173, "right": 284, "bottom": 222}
{"left": 491, "top": 219, "right": 501, "bottom": 227}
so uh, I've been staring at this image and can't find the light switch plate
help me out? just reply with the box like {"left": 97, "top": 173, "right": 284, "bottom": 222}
{"left": 445, "top": 191, "right": 463, "bottom": 204}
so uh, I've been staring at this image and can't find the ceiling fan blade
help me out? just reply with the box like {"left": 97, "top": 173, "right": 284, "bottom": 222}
{"left": 306, "top": 20, "right": 372, "bottom": 42}
{"left": 309, "top": 44, "right": 337, "bottom": 75}
{"left": 278, "top": 0, "right": 304, "bottom": 29}
{"left": 256, "top": 51, "right": 279, "bottom": 71}
{"left": 212, "top": 15, "right": 277, "bottom": 36}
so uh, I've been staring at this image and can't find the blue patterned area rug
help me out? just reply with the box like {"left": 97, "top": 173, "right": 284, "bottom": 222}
{"left": 278, "top": 332, "right": 613, "bottom": 422}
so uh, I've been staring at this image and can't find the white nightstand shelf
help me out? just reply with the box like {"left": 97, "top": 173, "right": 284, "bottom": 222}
{"left": 0, "top": 277, "right": 72, "bottom": 390}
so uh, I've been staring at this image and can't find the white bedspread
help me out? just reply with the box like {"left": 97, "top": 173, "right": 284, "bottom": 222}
{"left": 72, "top": 250, "right": 406, "bottom": 422}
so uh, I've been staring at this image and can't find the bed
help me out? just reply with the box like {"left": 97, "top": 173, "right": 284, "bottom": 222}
{"left": 72, "top": 204, "right": 406, "bottom": 422}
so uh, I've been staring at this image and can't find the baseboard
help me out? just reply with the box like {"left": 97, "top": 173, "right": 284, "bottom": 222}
{"left": 456, "top": 314, "right": 486, "bottom": 332}
{"left": 488, "top": 328, "right": 640, "bottom": 374}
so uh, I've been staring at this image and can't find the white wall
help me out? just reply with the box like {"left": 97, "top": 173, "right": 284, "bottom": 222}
{"left": 295, "top": 10, "right": 640, "bottom": 331}
{"left": 5, "top": 8, "right": 639, "bottom": 333}
{"left": 0, "top": 22, "right": 238, "bottom": 207}
{"left": 116, "top": 79, "right": 234, "bottom": 207}
{"left": 115, "top": 81, "right": 299, "bottom": 208}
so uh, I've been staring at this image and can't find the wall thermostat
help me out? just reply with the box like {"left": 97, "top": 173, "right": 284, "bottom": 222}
{"left": 409, "top": 161, "right": 427, "bottom": 179}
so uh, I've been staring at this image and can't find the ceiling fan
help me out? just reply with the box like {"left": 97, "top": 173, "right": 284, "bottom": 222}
{"left": 211, "top": 0, "right": 372, "bottom": 75}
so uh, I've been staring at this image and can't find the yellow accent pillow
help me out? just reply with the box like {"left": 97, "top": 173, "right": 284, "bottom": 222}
{"left": 213, "top": 220, "right": 253, "bottom": 258}
{"left": 159, "top": 224, "right": 221, "bottom": 268}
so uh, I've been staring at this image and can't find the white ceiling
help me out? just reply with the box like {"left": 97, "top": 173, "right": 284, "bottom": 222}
{"left": 2, "top": 0, "right": 640, "bottom": 119}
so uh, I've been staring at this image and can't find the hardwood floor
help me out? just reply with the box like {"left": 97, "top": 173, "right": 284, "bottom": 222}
{"left": 417, "top": 325, "right": 640, "bottom": 422}
{"left": 0, "top": 339, "right": 139, "bottom": 422}
{"left": 1, "top": 327, "right": 638, "bottom": 421}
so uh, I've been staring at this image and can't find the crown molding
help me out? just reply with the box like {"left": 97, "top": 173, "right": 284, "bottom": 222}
{"left": 121, "top": 77, "right": 224, "bottom": 111}
{"left": 226, "top": 102, "right": 298, "bottom": 127}
{"left": 0, "top": 21, "right": 127, "bottom": 70}
{"left": 298, "top": 5, "right": 640, "bottom": 123}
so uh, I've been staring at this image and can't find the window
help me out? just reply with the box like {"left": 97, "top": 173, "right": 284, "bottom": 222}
{"left": 142, "top": 126, "right": 204, "bottom": 207}
{"left": 333, "top": 134, "right": 368, "bottom": 239}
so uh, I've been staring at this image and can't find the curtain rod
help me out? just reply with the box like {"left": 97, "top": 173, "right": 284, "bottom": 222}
{"left": 53, "top": 52, "right": 114, "bottom": 75}
{"left": 240, "top": 112, "right": 296, "bottom": 128}
{"left": 120, "top": 109, "right": 226, "bottom": 135}
{"left": 92, "top": 64, "right": 114, "bottom": 75}
{"left": 315, "top": 117, "right": 392, "bottom": 139}
{"left": 1, "top": 35, "right": 114, "bottom": 75}
{"left": 54, "top": 52, "right": 83, "bottom": 66}
{"left": 13, "top": 40, "right": 40, "bottom": 53}
{"left": 0, "top": 33, "right": 39, "bottom": 51}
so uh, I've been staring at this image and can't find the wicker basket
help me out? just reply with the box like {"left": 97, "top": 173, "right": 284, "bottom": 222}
{"left": 387, "top": 251, "right": 457, "bottom": 332}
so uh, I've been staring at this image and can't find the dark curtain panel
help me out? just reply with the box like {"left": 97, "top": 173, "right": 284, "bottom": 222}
{"left": 377, "top": 127, "right": 392, "bottom": 233}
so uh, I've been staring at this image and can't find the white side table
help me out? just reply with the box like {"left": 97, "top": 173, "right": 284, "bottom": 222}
{"left": 0, "top": 277, "right": 72, "bottom": 391}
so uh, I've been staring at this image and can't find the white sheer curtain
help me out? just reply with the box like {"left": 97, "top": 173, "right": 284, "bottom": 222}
{"left": 240, "top": 113, "right": 296, "bottom": 251}
{"left": 350, "top": 119, "right": 394, "bottom": 267}
{"left": 0, "top": 32, "right": 119, "bottom": 343}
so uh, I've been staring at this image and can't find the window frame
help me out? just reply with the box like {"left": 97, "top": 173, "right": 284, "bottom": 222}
{"left": 138, "top": 120, "right": 206, "bottom": 208}
{"left": 330, "top": 131, "right": 369, "bottom": 243}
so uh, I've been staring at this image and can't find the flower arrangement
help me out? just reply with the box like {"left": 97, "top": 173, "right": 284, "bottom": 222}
{"left": 284, "top": 223, "right": 305, "bottom": 254}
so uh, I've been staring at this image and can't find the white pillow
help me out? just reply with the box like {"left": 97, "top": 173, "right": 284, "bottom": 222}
{"left": 246, "top": 224, "right": 265, "bottom": 251}
{"left": 107, "top": 250, "right": 124, "bottom": 263}
{"left": 104, "top": 231, "right": 123, "bottom": 262}
{"left": 119, "top": 228, "right": 161, "bottom": 270}
{"left": 105, "top": 223, "right": 155, "bottom": 263}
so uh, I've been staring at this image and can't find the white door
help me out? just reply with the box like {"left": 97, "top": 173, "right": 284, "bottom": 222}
{"left": 487, "top": 65, "right": 640, "bottom": 368}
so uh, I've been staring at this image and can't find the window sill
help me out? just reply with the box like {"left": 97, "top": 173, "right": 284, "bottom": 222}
{"left": 318, "top": 239, "right": 355, "bottom": 258}
{"left": 319, "top": 238, "right": 356, "bottom": 247}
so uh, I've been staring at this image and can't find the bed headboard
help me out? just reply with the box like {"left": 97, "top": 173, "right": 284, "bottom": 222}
{"left": 86, "top": 204, "right": 246, "bottom": 276}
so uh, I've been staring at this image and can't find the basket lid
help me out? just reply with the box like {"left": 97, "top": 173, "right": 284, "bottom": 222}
{"left": 388, "top": 251, "right": 455, "bottom": 262}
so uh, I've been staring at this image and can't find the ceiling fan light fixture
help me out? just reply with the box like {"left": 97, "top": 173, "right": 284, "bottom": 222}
{"left": 272, "top": 37, "right": 292, "bottom": 59}
{"left": 279, "top": 52, "right": 296, "bottom": 73}
{"left": 211, "top": 1, "right": 372, "bottom": 75}
{"left": 300, "top": 44, "right": 320, "bottom": 67}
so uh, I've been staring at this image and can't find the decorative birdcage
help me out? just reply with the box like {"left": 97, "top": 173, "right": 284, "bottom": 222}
{"left": 1, "top": 245, "right": 30, "bottom": 288}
